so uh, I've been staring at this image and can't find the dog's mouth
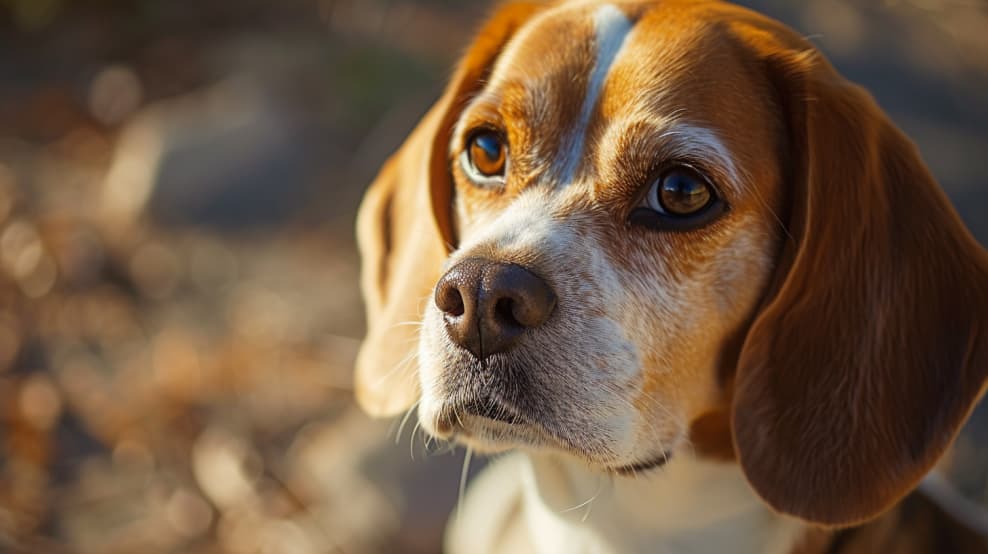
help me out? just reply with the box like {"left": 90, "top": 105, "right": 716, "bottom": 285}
{"left": 431, "top": 395, "right": 675, "bottom": 474}
{"left": 457, "top": 399, "right": 530, "bottom": 426}
{"left": 434, "top": 396, "right": 534, "bottom": 436}
{"left": 432, "top": 395, "right": 573, "bottom": 452}
{"left": 611, "top": 452, "right": 673, "bottom": 475}
{"left": 438, "top": 412, "right": 676, "bottom": 475}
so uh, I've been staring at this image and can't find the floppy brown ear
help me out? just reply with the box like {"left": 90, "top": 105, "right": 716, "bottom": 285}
{"left": 355, "top": 2, "right": 543, "bottom": 417}
{"left": 732, "top": 48, "right": 988, "bottom": 526}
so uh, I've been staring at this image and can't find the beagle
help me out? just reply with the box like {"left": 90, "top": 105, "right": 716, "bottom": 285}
{"left": 354, "top": 1, "right": 988, "bottom": 552}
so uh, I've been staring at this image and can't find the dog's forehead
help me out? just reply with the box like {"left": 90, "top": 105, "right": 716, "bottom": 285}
{"left": 484, "top": 1, "right": 748, "bottom": 110}
{"left": 464, "top": 1, "right": 777, "bottom": 196}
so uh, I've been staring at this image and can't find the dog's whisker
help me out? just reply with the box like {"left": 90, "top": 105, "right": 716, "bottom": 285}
{"left": 395, "top": 399, "right": 422, "bottom": 446}
{"left": 457, "top": 447, "right": 474, "bottom": 524}
{"left": 582, "top": 475, "right": 607, "bottom": 523}
{"left": 410, "top": 418, "right": 424, "bottom": 461}
{"left": 370, "top": 348, "right": 419, "bottom": 390}
{"left": 560, "top": 472, "right": 605, "bottom": 521}
{"left": 437, "top": 441, "right": 457, "bottom": 456}
{"left": 749, "top": 179, "right": 794, "bottom": 243}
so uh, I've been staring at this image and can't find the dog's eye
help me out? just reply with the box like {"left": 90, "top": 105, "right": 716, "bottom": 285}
{"left": 462, "top": 130, "right": 508, "bottom": 185}
{"left": 652, "top": 168, "right": 712, "bottom": 215}
{"left": 629, "top": 166, "right": 727, "bottom": 231}
{"left": 469, "top": 132, "right": 506, "bottom": 176}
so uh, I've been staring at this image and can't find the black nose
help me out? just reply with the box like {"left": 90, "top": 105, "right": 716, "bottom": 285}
{"left": 434, "top": 258, "right": 556, "bottom": 359}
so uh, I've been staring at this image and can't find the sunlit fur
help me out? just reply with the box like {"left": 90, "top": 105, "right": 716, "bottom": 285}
{"left": 420, "top": 0, "right": 781, "bottom": 475}
{"left": 356, "top": 1, "right": 988, "bottom": 552}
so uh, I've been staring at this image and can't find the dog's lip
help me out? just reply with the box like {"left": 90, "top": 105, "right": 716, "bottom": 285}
{"left": 459, "top": 399, "right": 530, "bottom": 425}
{"left": 435, "top": 395, "right": 535, "bottom": 435}
{"left": 435, "top": 398, "right": 675, "bottom": 471}
{"left": 444, "top": 408, "right": 574, "bottom": 452}
{"left": 611, "top": 452, "right": 673, "bottom": 475}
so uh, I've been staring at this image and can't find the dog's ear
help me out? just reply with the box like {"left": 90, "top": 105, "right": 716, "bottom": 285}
{"left": 732, "top": 46, "right": 988, "bottom": 526}
{"left": 355, "top": 3, "right": 543, "bottom": 416}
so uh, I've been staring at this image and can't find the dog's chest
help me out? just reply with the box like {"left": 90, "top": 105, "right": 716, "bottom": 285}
{"left": 449, "top": 453, "right": 806, "bottom": 554}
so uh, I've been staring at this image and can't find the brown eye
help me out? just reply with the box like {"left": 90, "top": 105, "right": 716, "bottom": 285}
{"left": 651, "top": 168, "right": 712, "bottom": 215}
{"left": 464, "top": 131, "right": 507, "bottom": 183}
{"left": 628, "top": 166, "right": 726, "bottom": 231}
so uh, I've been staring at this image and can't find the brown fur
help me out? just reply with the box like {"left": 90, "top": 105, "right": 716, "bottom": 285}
{"left": 356, "top": 0, "right": 988, "bottom": 549}
{"left": 732, "top": 40, "right": 988, "bottom": 527}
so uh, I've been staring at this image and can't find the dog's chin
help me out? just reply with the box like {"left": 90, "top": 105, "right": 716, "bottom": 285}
{"left": 426, "top": 408, "right": 678, "bottom": 476}
{"left": 427, "top": 409, "right": 567, "bottom": 453}
{"left": 448, "top": 416, "right": 555, "bottom": 454}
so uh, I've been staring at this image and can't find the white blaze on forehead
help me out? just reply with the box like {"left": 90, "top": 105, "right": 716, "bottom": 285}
{"left": 559, "top": 4, "right": 634, "bottom": 184}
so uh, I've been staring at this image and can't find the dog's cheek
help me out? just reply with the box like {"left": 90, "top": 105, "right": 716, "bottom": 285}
{"left": 561, "top": 241, "right": 667, "bottom": 455}
{"left": 624, "top": 222, "right": 778, "bottom": 443}
{"left": 606, "top": 239, "right": 726, "bottom": 453}
{"left": 417, "top": 306, "right": 451, "bottom": 428}
{"left": 709, "top": 224, "right": 776, "bottom": 318}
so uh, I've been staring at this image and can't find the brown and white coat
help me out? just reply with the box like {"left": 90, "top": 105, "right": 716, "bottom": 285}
{"left": 355, "top": 1, "right": 988, "bottom": 552}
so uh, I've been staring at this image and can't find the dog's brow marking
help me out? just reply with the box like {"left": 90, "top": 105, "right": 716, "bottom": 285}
{"left": 661, "top": 124, "right": 742, "bottom": 189}
{"left": 559, "top": 4, "right": 634, "bottom": 185}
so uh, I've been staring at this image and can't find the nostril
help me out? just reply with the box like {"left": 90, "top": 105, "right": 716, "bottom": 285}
{"left": 436, "top": 282, "right": 466, "bottom": 317}
{"left": 494, "top": 297, "right": 519, "bottom": 327}
{"left": 450, "top": 296, "right": 465, "bottom": 317}
{"left": 484, "top": 264, "right": 557, "bottom": 334}
{"left": 446, "top": 289, "right": 466, "bottom": 317}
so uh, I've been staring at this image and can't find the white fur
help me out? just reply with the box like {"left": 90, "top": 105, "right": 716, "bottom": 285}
{"left": 455, "top": 190, "right": 569, "bottom": 257}
{"left": 559, "top": 5, "right": 634, "bottom": 184}
{"left": 420, "top": 188, "right": 649, "bottom": 461}
{"left": 449, "top": 451, "right": 806, "bottom": 554}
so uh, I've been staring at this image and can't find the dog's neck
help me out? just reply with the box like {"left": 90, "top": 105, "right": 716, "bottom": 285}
{"left": 519, "top": 451, "right": 807, "bottom": 554}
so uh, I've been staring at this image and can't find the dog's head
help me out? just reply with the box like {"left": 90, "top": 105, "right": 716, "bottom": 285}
{"left": 355, "top": 0, "right": 988, "bottom": 527}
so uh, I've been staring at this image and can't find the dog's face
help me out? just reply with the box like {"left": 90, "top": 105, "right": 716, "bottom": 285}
{"left": 356, "top": 0, "right": 988, "bottom": 527}
{"left": 418, "top": 2, "right": 783, "bottom": 472}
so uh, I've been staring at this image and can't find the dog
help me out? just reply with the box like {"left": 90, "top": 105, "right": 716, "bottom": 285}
{"left": 354, "top": 1, "right": 988, "bottom": 552}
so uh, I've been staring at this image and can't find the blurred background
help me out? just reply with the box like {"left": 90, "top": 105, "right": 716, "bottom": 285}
{"left": 0, "top": 0, "right": 985, "bottom": 552}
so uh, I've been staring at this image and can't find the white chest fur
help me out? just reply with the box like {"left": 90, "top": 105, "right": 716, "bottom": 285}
{"left": 448, "top": 452, "right": 806, "bottom": 554}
